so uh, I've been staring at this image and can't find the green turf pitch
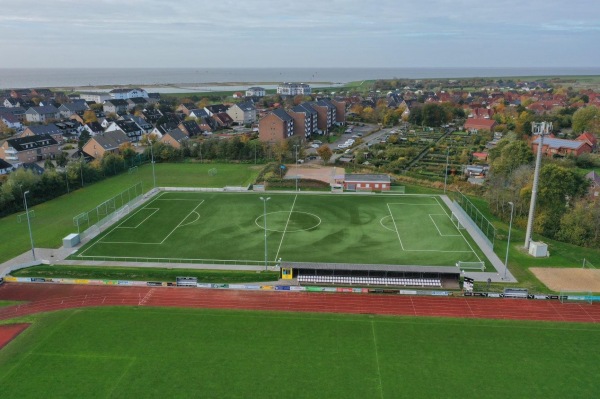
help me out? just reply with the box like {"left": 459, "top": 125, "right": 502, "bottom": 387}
{"left": 1, "top": 307, "right": 599, "bottom": 398}
{"left": 74, "top": 192, "right": 490, "bottom": 268}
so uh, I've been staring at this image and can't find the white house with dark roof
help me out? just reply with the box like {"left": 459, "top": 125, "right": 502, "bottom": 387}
{"left": 109, "top": 88, "right": 149, "bottom": 100}
{"left": 0, "top": 112, "right": 23, "bottom": 131}
{"left": 226, "top": 101, "right": 257, "bottom": 124}
{"left": 277, "top": 83, "right": 311, "bottom": 96}
{"left": 59, "top": 102, "right": 89, "bottom": 118}
{"left": 246, "top": 87, "right": 266, "bottom": 97}
{"left": 343, "top": 174, "right": 391, "bottom": 191}
{"left": 105, "top": 119, "right": 144, "bottom": 142}
{"left": 25, "top": 105, "right": 60, "bottom": 123}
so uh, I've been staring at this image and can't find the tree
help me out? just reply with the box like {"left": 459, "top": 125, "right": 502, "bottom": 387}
{"left": 490, "top": 140, "right": 534, "bottom": 178}
{"left": 78, "top": 130, "right": 91, "bottom": 150}
{"left": 316, "top": 145, "right": 333, "bottom": 164}
{"left": 572, "top": 105, "right": 600, "bottom": 133}
{"left": 44, "top": 159, "right": 55, "bottom": 170}
{"left": 82, "top": 110, "right": 97, "bottom": 124}
{"left": 56, "top": 151, "right": 69, "bottom": 168}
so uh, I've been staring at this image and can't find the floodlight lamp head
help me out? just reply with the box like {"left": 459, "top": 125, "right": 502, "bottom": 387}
{"left": 24, "top": 190, "right": 30, "bottom": 195}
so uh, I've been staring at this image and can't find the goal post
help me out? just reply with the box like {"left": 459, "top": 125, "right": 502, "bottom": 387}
{"left": 456, "top": 261, "right": 485, "bottom": 271}
{"left": 559, "top": 291, "right": 592, "bottom": 304}
{"left": 582, "top": 258, "right": 596, "bottom": 270}
{"left": 450, "top": 212, "right": 465, "bottom": 229}
{"left": 17, "top": 210, "right": 35, "bottom": 223}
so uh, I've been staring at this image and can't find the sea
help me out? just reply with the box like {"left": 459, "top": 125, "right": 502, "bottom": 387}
{"left": 1, "top": 67, "right": 599, "bottom": 92}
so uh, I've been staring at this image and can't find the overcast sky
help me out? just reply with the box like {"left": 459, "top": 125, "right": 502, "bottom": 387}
{"left": 1, "top": 0, "right": 599, "bottom": 68}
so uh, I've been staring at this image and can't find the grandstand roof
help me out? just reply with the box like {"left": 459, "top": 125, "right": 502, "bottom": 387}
{"left": 282, "top": 262, "right": 460, "bottom": 275}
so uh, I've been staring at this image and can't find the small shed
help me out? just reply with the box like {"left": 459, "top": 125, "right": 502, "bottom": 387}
{"left": 344, "top": 174, "right": 391, "bottom": 191}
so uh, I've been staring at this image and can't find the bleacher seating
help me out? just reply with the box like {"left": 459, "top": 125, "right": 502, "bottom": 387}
{"left": 297, "top": 275, "right": 442, "bottom": 287}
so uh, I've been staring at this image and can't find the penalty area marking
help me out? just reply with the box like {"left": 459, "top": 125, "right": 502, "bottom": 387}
{"left": 116, "top": 208, "right": 159, "bottom": 229}
{"left": 428, "top": 214, "right": 461, "bottom": 237}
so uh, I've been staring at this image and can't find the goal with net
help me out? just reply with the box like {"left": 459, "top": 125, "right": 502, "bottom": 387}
{"left": 17, "top": 210, "right": 35, "bottom": 223}
{"left": 208, "top": 168, "right": 218, "bottom": 176}
{"left": 559, "top": 291, "right": 593, "bottom": 304}
{"left": 456, "top": 261, "right": 485, "bottom": 271}
{"left": 450, "top": 212, "right": 465, "bottom": 229}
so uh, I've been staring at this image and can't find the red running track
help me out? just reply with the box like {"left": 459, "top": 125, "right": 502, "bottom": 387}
{"left": 1, "top": 283, "right": 600, "bottom": 323}
{"left": 0, "top": 323, "right": 30, "bottom": 350}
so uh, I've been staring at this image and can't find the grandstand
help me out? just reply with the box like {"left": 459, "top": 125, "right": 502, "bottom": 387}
{"left": 285, "top": 262, "right": 460, "bottom": 289}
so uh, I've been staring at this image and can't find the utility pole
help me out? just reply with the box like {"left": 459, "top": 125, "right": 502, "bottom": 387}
{"left": 259, "top": 197, "right": 270, "bottom": 270}
{"left": 150, "top": 140, "right": 156, "bottom": 188}
{"left": 524, "top": 122, "right": 551, "bottom": 249}
{"left": 444, "top": 146, "right": 450, "bottom": 193}
{"left": 504, "top": 202, "right": 514, "bottom": 280}
{"left": 294, "top": 144, "right": 299, "bottom": 191}
{"left": 23, "top": 191, "right": 36, "bottom": 261}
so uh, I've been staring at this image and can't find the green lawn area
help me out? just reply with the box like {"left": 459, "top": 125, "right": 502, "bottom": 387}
{"left": 0, "top": 307, "right": 599, "bottom": 398}
{"left": 0, "top": 163, "right": 262, "bottom": 264}
{"left": 0, "top": 300, "right": 22, "bottom": 308}
{"left": 73, "top": 192, "right": 491, "bottom": 269}
{"left": 11, "top": 265, "right": 278, "bottom": 284}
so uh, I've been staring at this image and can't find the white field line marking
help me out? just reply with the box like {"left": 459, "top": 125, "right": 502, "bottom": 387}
{"left": 154, "top": 198, "right": 204, "bottom": 201}
{"left": 428, "top": 214, "right": 461, "bottom": 237}
{"left": 386, "top": 203, "right": 405, "bottom": 250}
{"left": 274, "top": 194, "right": 298, "bottom": 261}
{"left": 159, "top": 200, "right": 204, "bottom": 244}
{"left": 179, "top": 211, "right": 200, "bottom": 227}
{"left": 116, "top": 208, "right": 159, "bottom": 229}
{"left": 434, "top": 196, "right": 482, "bottom": 262}
{"left": 385, "top": 202, "right": 440, "bottom": 206}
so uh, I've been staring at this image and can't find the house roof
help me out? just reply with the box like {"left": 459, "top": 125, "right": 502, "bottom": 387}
{"left": 85, "top": 121, "right": 104, "bottom": 132}
{"left": 344, "top": 174, "right": 391, "bottom": 183}
{"left": 6, "top": 134, "right": 57, "bottom": 151}
{"left": 271, "top": 108, "right": 293, "bottom": 122}
{"left": 205, "top": 104, "right": 228, "bottom": 114}
{"left": 577, "top": 132, "right": 597, "bottom": 146}
{"left": 179, "top": 120, "right": 201, "bottom": 135}
{"left": 464, "top": 118, "right": 496, "bottom": 130}
{"left": 0, "top": 112, "right": 19, "bottom": 124}
{"left": 89, "top": 130, "right": 130, "bottom": 151}
{"left": 104, "top": 99, "right": 129, "bottom": 106}
{"left": 60, "top": 102, "right": 89, "bottom": 113}
{"left": 0, "top": 158, "right": 14, "bottom": 169}
{"left": 532, "top": 137, "right": 586, "bottom": 150}
{"left": 26, "top": 123, "right": 62, "bottom": 136}
{"left": 163, "top": 128, "right": 188, "bottom": 143}
{"left": 110, "top": 88, "right": 145, "bottom": 93}
{"left": 26, "top": 105, "right": 59, "bottom": 115}
{"left": 233, "top": 101, "right": 256, "bottom": 112}
{"left": 113, "top": 120, "right": 141, "bottom": 133}
{"left": 214, "top": 112, "right": 233, "bottom": 124}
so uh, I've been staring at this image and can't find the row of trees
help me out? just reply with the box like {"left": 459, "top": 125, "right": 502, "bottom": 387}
{"left": 485, "top": 137, "right": 597, "bottom": 246}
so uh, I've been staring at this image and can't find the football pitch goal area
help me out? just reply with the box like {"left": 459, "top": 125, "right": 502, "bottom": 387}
{"left": 73, "top": 191, "right": 491, "bottom": 270}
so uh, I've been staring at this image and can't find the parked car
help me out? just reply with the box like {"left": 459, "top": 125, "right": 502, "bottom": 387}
{"left": 310, "top": 143, "right": 320, "bottom": 148}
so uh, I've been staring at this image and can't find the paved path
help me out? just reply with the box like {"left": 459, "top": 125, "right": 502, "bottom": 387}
{"left": 440, "top": 195, "right": 517, "bottom": 283}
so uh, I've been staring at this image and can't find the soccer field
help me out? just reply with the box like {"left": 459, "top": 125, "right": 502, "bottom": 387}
{"left": 74, "top": 192, "right": 490, "bottom": 269}
{"left": 1, "top": 307, "right": 598, "bottom": 398}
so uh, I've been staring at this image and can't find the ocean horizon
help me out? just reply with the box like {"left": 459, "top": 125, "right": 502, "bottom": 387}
{"left": 1, "top": 67, "right": 599, "bottom": 91}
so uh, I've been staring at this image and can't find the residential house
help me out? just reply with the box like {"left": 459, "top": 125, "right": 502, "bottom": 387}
{"left": 258, "top": 109, "right": 294, "bottom": 142}
{"left": 232, "top": 92, "right": 244, "bottom": 99}
{"left": 79, "top": 92, "right": 111, "bottom": 103}
{"left": 226, "top": 101, "right": 257, "bottom": 125}
{"left": 0, "top": 134, "right": 59, "bottom": 163}
{"left": 152, "top": 121, "right": 180, "bottom": 137}
{"left": 121, "top": 115, "right": 153, "bottom": 133}
{"left": 204, "top": 104, "right": 228, "bottom": 117}
{"left": 289, "top": 103, "right": 318, "bottom": 138}
{"left": 3, "top": 98, "right": 21, "bottom": 108}
{"left": 161, "top": 128, "right": 189, "bottom": 149}
{"left": 0, "top": 106, "right": 26, "bottom": 122}
{"left": 277, "top": 83, "right": 311, "bottom": 96}
{"left": 103, "top": 99, "right": 129, "bottom": 115}
{"left": 83, "top": 121, "right": 104, "bottom": 136}
{"left": 577, "top": 132, "right": 597, "bottom": 151}
{"left": 178, "top": 120, "right": 202, "bottom": 137}
{"left": 343, "top": 174, "right": 391, "bottom": 191}
{"left": 0, "top": 112, "right": 23, "bottom": 131}
{"left": 176, "top": 103, "right": 197, "bottom": 116}
{"left": 585, "top": 171, "right": 600, "bottom": 199}
{"left": 464, "top": 118, "right": 496, "bottom": 133}
{"left": 10, "top": 89, "right": 31, "bottom": 99}
{"left": 58, "top": 102, "right": 89, "bottom": 119}
{"left": 0, "top": 158, "right": 15, "bottom": 175}
{"left": 246, "top": 87, "right": 265, "bottom": 97}
{"left": 141, "top": 108, "right": 163, "bottom": 123}
{"left": 82, "top": 130, "right": 131, "bottom": 159}
{"left": 109, "top": 88, "right": 149, "bottom": 100}
{"left": 310, "top": 100, "right": 336, "bottom": 132}
{"left": 25, "top": 105, "right": 60, "bottom": 123}
{"left": 531, "top": 137, "right": 593, "bottom": 157}
{"left": 213, "top": 112, "right": 234, "bottom": 128}
{"left": 54, "top": 121, "right": 84, "bottom": 139}
{"left": 127, "top": 97, "right": 148, "bottom": 110}
{"left": 30, "top": 88, "right": 53, "bottom": 98}
{"left": 105, "top": 120, "right": 144, "bottom": 142}
{"left": 21, "top": 124, "right": 64, "bottom": 144}
{"left": 189, "top": 109, "right": 210, "bottom": 119}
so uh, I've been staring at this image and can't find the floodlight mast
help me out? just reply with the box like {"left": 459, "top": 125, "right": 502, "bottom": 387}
{"left": 524, "top": 121, "right": 551, "bottom": 249}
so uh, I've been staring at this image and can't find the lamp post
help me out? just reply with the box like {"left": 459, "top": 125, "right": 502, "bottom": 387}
{"left": 23, "top": 191, "right": 36, "bottom": 261}
{"left": 294, "top": 144, "right": 299, "bottom": 191}
{"left": 444, "top": 146, "right": 450, "bottom": 193}
{"left": 504, "top": 201, "right": 514, "bottom": 281}
{"left": 150, "top": 140, "right": 156, "bottom": 188}
{"left": 260, "top": 197, "right": 270, "bottom": 270}
{"left": 79, "top": 158, "right": 84, "bottom": 187}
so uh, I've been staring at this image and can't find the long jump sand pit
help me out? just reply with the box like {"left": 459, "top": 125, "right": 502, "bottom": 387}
{"left": 531, "top": 268, "right": 600, "bottom": 292}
